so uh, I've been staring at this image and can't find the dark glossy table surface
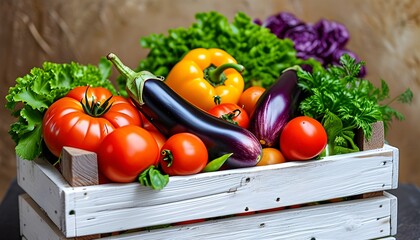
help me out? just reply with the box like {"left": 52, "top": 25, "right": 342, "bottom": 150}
{"left": 1, "top": 179, "right": 419, "bottom": 239}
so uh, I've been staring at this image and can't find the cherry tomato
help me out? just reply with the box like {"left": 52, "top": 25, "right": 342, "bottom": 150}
{"left": 159, "top": 133, "right": 208, "bottom": 176}
{"left": 279, "top": 116, "right": 327, "bottom": 161}
{"left": 257, "top": 148, "right": 286, "bottom": 166}
{"left": 139, "top": 111, "right": 159, "bottom": 132}
{"left": 42, "top": 86, "right": 141, "bottom": 157}
{"left": 97, "top": 125, "right": 159, "bottom": 183}
{"left": 238, "top": 86, "right": 265, "bottom": 116}
{"left": 148, "top": 130, "right": 166, "bottom": 165}
{"left": 208, "top": 103, "right": 250, "bottom": 128}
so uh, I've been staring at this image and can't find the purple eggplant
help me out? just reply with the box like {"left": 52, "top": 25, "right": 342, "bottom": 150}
{"left": 107, "top": 53, "right": 262, "bottom": 168}
{"left": 248, "top": 69, "right": 301, "bottom": 147}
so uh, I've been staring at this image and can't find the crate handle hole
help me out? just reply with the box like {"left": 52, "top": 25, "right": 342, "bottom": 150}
{"left": 69, "top": 210, "right": 76, "bottom": 215}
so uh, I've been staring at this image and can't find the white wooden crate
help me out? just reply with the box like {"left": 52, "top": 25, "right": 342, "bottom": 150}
{"left": 19, "top": 192, "right": 397, "bottom": 240}
{"left": 17, "top": 145, "right": 399, "bottom": 238}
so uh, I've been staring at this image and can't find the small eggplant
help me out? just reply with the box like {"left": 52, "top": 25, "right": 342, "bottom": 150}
{"left": 248, "top": 69, "right": 301, "bottom": 148}
{"left": 107, "top": 53, "right": 262, "bottom": 168}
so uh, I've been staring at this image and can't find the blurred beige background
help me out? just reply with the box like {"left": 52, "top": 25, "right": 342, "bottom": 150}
{"left": 1, "top": 0, "right": 419, "bottom": 201}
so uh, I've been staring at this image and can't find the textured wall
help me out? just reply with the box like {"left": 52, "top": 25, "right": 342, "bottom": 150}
{"left": 1, "top": 0, "right": 419, "bottom": 199}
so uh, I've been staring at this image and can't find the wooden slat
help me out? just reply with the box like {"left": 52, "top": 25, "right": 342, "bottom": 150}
{"left": 19, "top": 193, "right": 398, "bottom": 240}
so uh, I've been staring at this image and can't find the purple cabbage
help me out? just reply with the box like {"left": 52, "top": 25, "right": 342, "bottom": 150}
{"left": 256, "top": 12, "right": 366, "bottom": 76}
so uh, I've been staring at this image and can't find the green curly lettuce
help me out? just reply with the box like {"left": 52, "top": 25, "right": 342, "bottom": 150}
{"left": 6, "top": 58, "right": 117, "bottom": 160}
{"left": 117, "top": 11, "right": 319, "bottom": 96}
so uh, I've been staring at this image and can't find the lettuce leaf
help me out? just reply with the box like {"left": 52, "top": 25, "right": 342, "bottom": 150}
{"left": 5, "top": 58, "right": 116, "bottom": 160}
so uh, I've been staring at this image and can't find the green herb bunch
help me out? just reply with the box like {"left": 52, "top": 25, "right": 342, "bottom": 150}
{"left": 297, "top": 54, "right": 413, "bottom": 155}
{"left": 117, "top": 11, "right": 319, "bottom": 96}
{"left": 6, "top": 58, "right": 116, "bottom": 160}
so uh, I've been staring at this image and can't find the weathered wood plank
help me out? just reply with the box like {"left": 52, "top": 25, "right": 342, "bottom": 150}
{"left": 19, "top": 193, "right": 397, "bottom": 240}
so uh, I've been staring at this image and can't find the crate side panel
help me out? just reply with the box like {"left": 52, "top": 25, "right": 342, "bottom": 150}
{"left": 19, "top": 194, "right": 67, "bottom": 240}
{"left": 17, "top": 157, "right": 77, "bottom": 236}
{"left": 104, "top": 195, "right": 395, "bottom": 240}
{"left": 70, "top": 147, "right": 396, "bottom": 236}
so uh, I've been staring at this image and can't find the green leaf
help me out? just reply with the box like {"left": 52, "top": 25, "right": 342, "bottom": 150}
{"left": 15, "top": 123, "right": 43, "bottom": 160}
{"left": 322, "top": 111, "right": 343, "bottom": 144}
{"left": 138, "top": 165, "right": 169, "bottom": 190}
{"left": 397, "top": 88, "right": 413, "bottom": 104}
{"left": 98, "top": 57, "right": 113, "bottom": 82}
{"left": 202, "top": 153, "right": 233, "bottom": 172}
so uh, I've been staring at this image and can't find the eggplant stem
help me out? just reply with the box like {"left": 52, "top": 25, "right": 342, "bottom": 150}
{"left": 107, "top": 53, "right": 161, "bottom": 106}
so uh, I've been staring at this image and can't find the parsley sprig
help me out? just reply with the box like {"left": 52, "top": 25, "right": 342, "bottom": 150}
{"left": 298, "top": 54, "right": 412, "bottom": 155}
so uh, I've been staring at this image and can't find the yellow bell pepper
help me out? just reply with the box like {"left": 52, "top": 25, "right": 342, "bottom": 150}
{"left": 165, "top": 48, "right": 245, "bottom": 111}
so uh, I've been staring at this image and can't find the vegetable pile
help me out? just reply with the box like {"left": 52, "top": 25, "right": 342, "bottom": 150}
{"left": 5, "top": 11, "right": 412, "bottom": 191}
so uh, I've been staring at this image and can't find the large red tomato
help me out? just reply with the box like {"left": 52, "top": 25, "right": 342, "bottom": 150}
{"left": 159, "top": 133, "right": 208, "bottom": 176}
{"left": 97, "top": 125, "right": 159, "bottom": 183}
{"left": 42, "top": 86, "right": 141, "bottom": 157}
{"left": 279, "top": 116, "right": 327, "bottom": 161}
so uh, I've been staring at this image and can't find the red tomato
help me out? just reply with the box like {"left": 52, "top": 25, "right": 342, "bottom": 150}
{"left": 208, "top": 103, "right": 250, "bottom": 128}
{"left": 148, "top": 130, "right": 166, "bottom": 165}
{"left": 139, "top": 111, "right": 159, "bottom": 132}
{"left": 97, "top": 125, "right": 159, "bottom": 183}
{"left": 42, "top": 86, "right": 141, "bottom": 157}
{"left": 257, "top": 148, "right": 286, "bottom": 166}
{"left": 238, "top": 86, "right": 265, "bottom": 116}
{"left": 279, "top": 116, "right": 327, "bottom": 161}
{"left": 159, "top": 133, "right": 208, "bottom": 176}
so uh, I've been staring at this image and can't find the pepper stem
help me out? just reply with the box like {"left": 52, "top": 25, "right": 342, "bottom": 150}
{"left": 107, "top": 53, "right": 161, "bottom": 105}
{"left": 207, "top": 63, "right": 244, "bottom": 85}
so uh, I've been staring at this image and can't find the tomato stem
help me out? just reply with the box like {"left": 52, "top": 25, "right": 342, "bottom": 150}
{"left": 80, "top": 87, "right": 114, "bottom": 117}
{"left": 220, "top": 109, "right": 241, "bottom": 125}
{"left": 161, "top": 149, "right": 174, "bottom": 167}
